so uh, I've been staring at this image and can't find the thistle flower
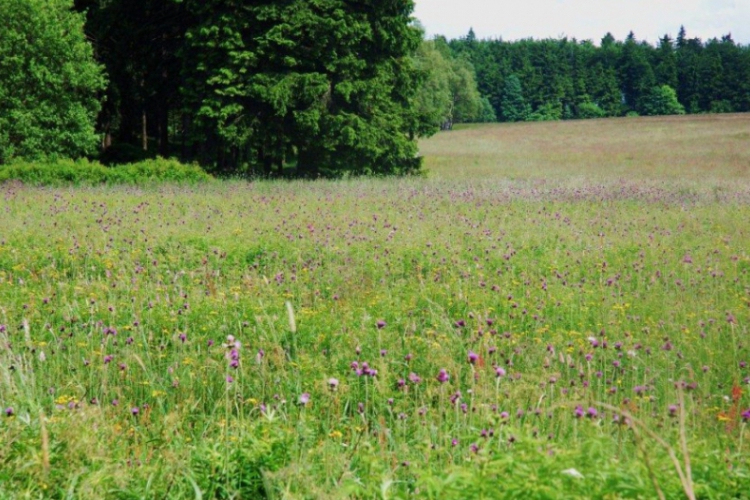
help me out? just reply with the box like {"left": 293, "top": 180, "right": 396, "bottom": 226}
{"left": 468, "top": 351, "right": 479, "bottom": 364}
{"left": 298, "top": 393, "right": 310, "bottom": 406}
{"left": 437, "top": 369, "right": 449, "bottom": 383}
{"left": 4, "top": 407, "right": 13, "bottom": 417}
{"left": 328, "top": 378, "right": 339, "bottom": 390}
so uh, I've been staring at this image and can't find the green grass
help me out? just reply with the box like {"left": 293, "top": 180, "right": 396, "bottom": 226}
{"left": 1, "top": 115, "right": 750, "bottom": 498}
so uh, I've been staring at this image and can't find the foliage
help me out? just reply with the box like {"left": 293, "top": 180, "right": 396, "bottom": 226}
{"left": 0, "top": 158, "right": 212, "bottom": 185}
{"left": 499, "top": 75, "right": 531, "bottom": 122}
{"left": 0, "top": 0, "right": 105, "bottom": 163}
{"left": 447, "top": 28, "right": 750, "bottom": 122}
{"left": 412, "top": 38, "right": 488, "bottom": 131}
{"left": 477, "top": 97, "right": 498, "bottom": 122}
{"left": 179, "top": 0, "right": 424, "bottom": 177}
{"left": 576, "top": 101, "right": 607, "bottom": 119}
{"left": 639, "top": 85, "right": 686, "bottom": 116}
{"left": 528, "top": 102, "right": 563, "bottom": 122}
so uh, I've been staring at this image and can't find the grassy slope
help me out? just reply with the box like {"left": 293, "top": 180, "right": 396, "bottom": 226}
{"left": 0, "top": 115, "right": 749, "bottom": 499}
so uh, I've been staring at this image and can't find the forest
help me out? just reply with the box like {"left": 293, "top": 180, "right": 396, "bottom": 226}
{"left": 1, "top": 0, "right": 749, "bottom": 176}
{"left": 446, "top": 27, "right": 750, "bottom": 123}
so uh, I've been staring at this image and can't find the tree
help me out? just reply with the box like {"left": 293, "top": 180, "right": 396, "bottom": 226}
{"left": 654, "top": 35, "right": 678, "bottom": 89}
{"left": 74, "top": 0, "right": 192, "bottom": 160}
{"left": 499, "top": 75, "right": 530, "bottom": 122}
{"left": 181, "top": 0, "right": 425, "bottom": 177}
{"left": 411, "top": 40, "right": 453, "bottom": 133}
{"left": 411, "top": 37, "right": 490, "bottom": 130}
{"left": 0, "top": 0, "right": 105, "bottom": 163}
{"left": 446, "top": 56, "right": 484, "bottom": 125}
{"left": 619, "top": 32, "right": 655, "bottom": 111}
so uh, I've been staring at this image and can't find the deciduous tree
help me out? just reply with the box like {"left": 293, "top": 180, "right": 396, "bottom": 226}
{"left": 0, "top": 0, "right": 105, "bottom": 163}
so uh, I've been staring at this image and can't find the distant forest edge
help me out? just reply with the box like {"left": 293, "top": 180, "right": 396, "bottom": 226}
{"left": 442, "top": 27, "right": 750, "bottom": 124}
{"left": 1, "top": 0, "right": 749, "bottom": 177}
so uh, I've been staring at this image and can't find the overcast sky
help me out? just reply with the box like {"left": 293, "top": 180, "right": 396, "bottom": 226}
{"left": 412, "top": 0, "right": 750, "bottom": 45}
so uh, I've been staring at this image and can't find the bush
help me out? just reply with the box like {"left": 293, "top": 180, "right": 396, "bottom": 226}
{"left": 0, "top": 158, "right": 212, "bottom": 185}
{"left": 527, "top": 102, "right": 562, "bottom": 122}
{"left": 576, "top": 102, "right": 607, "bottom": 119}
{"left": 638, "top": 85, "right": 685, "bottom": 116}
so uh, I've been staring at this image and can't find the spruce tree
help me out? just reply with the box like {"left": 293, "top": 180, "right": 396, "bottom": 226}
{"left": 499, "top": 75, "right": 530, "bottom": 122}
{"left": 181, "top": 0, "right": 425, "bottom": 176}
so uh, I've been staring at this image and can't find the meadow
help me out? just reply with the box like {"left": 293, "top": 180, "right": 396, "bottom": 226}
{"left": 1, "top": 114, "right": 750, "bottom": 499}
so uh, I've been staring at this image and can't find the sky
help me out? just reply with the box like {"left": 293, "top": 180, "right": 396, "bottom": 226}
{"left": 412, "top": 0, "right": 750, "bottom": 45}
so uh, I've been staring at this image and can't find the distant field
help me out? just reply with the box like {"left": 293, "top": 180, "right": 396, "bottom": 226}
{"left": 421, "top": 113, "right": 750, "bottom": 181}
{"left": 1, "top": 116, "right": 749, "bottom": 499}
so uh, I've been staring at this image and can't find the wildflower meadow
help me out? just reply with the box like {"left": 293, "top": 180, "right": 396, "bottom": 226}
{"left": 1, "top": 114, "right": 749, "bottom": 498}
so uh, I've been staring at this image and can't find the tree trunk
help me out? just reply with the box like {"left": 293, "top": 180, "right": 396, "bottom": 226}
{"left": 142, "top": 109, "right": 148, "bottom": 152}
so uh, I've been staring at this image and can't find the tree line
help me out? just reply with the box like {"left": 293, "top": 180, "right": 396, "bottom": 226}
{"left": 2, "top": 0, "right": 749, "bottom": 176}
{"left": 3, "top": 0, "right": 434, "bottom": 176}
{"left": 445, "top": 27, "right": 750, "bottom": 122}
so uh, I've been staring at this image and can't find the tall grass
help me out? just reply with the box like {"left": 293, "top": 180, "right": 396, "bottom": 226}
{"left": 1, "top": 115, "right": 749, "bottom": 498}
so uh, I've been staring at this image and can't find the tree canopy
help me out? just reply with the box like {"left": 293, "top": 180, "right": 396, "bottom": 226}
{"left": 448, "top": 27, "right": 750, "bottom": 121}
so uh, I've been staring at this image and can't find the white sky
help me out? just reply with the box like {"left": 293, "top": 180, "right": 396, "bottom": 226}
{"left": 413, "top": 0, "right": 750, "bottom": 45}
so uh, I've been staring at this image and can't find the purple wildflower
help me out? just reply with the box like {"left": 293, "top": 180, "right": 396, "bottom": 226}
{"left": 437, "top": 369, "right": 449, "bottom": 383}
{"left": 468, "top": 351, "right": 479, "bottom": 364}
{"left": 298, "top": 393, "right": 311, "bottom": 406}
